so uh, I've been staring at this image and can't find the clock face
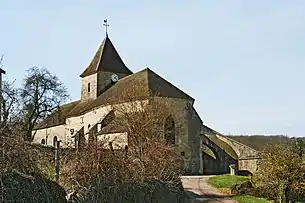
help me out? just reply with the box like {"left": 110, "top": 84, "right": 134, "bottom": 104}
{"left": 111, "top": 74, "right": 119, "bottom": 83}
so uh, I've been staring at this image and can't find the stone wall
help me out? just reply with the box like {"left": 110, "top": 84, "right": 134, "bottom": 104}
{"left": 201, "top": 135, "right": 237, "bottom": 175}
{"left": 186, "top": 103, "right": 203, "bottom": 174}
{"left": 81, "top": 73, "right": 98, "bottom": 100}
{"left": 81, "top": 71, "right": 130, "bottom": 101}
{"left": 216, "top": 135, "right": 259, "bottom": 158}
{"left": 164, "top": 98, "right": 202, "bottom": 174}
{"left": 215, "top": 135, "right": 261, "bottom": 173}
{"left": 238, "top": 158, "right": 262, "bottom": 174}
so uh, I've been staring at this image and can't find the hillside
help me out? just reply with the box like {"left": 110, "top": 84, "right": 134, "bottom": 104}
{"left": 225, "top": 135, "right": 304, "bottom": 151}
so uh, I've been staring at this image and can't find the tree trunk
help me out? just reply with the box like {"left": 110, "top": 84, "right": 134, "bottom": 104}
{"left": 278, "top": 183, "right": 289, "bottom": 203}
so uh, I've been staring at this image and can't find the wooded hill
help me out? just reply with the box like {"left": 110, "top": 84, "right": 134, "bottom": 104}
{"left": 226, "top": 135, "right": 305, "bottom": 151}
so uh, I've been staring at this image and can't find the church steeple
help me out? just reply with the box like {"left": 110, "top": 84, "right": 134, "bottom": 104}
{"left": 80, "top": 34, "right": 133, "bottom": 101}
{"left": 80, "top": 35, "right": 132, "bottom": 78}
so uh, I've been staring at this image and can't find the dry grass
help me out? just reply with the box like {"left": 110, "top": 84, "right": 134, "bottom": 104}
{"left": 0, "top": 130, "right": 67, "bottom": 202}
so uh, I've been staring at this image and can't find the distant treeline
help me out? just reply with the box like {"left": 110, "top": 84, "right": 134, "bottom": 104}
{"left": 226, "top": 135, "right": 305, "bottom": 151}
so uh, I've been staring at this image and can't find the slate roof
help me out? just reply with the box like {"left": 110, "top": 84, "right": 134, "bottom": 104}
{"left": 80, "top": 36, "right": 132, "bottom": 77}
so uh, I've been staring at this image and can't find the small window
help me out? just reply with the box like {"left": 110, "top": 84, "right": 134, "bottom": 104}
{"left": 181, "top": 151, "right": 185, "bottom": 156}
{"left": 41, "top": 139, "right": 46, "bottom": 145}
{"left": 88, "top": 124, "right": 91, "bottom": 129}
{"left": 88, "top": 83, "right": 91, "bottom": 92}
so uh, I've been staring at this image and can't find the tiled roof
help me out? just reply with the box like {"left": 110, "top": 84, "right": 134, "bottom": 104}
{"left": 80, "top": 36, "right": 132, "bottom": 77}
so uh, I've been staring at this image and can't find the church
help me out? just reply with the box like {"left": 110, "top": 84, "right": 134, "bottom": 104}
{"left": 33, "top": 33, "right": 260, "bottom": 175}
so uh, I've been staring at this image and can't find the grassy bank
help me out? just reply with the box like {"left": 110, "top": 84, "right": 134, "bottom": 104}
{"left": 207, "top": 174, "right": 270, "bottom": 203}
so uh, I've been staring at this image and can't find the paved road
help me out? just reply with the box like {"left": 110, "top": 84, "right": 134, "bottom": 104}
{"left": 181, "top": 176, "right": 235, "bottom": 203}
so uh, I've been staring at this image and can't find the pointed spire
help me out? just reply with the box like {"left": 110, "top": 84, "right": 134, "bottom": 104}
{"left": 80, "top": 36, "right": 132, "bottom": 78}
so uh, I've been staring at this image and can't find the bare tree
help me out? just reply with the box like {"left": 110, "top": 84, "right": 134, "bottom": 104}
{"left": 0, "top": 79, "right": 20, "bottom": 129}
{"left": 0, "top": 56, "right": 20, "bottom": 134}
{"left": 61, "top": 86, "right": 184, "bottom": 202}
{"left": 20, "top": 66, "right": 69, "bottom": 141}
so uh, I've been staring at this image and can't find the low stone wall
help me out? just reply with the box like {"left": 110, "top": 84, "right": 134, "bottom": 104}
{"left": 238, "top": 157, "right": 262, "bottom": 174}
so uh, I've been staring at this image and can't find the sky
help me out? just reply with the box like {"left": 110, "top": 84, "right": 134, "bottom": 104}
{"left": 1, "top": 1, "right": 305, "bottom": 137}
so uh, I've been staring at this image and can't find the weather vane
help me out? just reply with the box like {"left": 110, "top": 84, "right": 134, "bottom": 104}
{"left": 103, "top": 19, "right": 109, "bottom": 37}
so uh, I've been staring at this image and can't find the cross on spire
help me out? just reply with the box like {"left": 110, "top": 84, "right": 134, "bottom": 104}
{"left": 103, "top": 19, "right": 109, "bottom": 37}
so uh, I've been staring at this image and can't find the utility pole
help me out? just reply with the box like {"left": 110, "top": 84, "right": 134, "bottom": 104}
{"left": 54, "top": 140, "right": 60, "bottom": 183}
{"left": 0, "top": 67, "right": 6, "bottom": 125}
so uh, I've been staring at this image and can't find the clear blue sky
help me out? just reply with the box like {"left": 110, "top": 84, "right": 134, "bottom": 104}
{"left": 1, "top": 1, "right": 305, "bottom": 137}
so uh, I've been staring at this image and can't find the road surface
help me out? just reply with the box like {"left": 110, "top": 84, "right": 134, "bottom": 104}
{"left": 181, "top": 176, "right": 235, "bottom": 203}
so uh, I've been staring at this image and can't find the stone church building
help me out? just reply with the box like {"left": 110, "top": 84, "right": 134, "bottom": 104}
{"left": 33, "top": 35, "right": 260, "bottom": 175}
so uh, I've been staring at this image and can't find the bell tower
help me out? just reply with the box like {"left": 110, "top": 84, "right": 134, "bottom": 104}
{"left": 80, "top": 34, "right": 132, "bottom": 101}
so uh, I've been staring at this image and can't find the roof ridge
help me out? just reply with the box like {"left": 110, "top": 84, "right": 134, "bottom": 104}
{"left": 95, "top": 37, "right": 107, "bottom": 72}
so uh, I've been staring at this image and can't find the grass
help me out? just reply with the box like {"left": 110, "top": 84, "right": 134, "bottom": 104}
{"left": 232, "top": 195, "right": 270, "bottom": 203}
{"left": 207, "top": 174, "right": 249, "bottom": 189}
{"left": 207, "top": 174, "right": 271, "bottom": 203}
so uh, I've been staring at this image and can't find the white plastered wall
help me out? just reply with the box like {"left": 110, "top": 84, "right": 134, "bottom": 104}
{"left": 32, "top": 99, "right": 149, "bottom": 148}
{"left": 66, "top": 105, "right": 113, "bottom": 141}
{"left": 33, "top": 124, "right": 66, "bottom": 146}
{"left": 97, "top": 132, "right": 128, "bottom": 149}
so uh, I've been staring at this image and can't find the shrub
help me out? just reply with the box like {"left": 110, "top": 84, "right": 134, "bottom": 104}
{"left": 62, "top": 141, "right": 185, "bottom": 203}
{"left": 0, "top": 171, "right": 67, "bottom": 203}
{"left": 231, "top": 180, "right": 253, "bottom": 195}
{"left": 253, "top": 140, "right": 305, "bottom": 202}
{"left": 0, "top": 133, "right": 67, "bottom": 202}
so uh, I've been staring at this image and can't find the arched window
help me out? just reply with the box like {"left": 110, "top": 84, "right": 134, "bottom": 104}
{"left": 164, "top": 116, "right": 175, "bottom": 145}
{"left": 41, "top": 139, "right": 45, "bottom": 145}
{"left": 53, "top": 136, "right": 58, "bottom": 147}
